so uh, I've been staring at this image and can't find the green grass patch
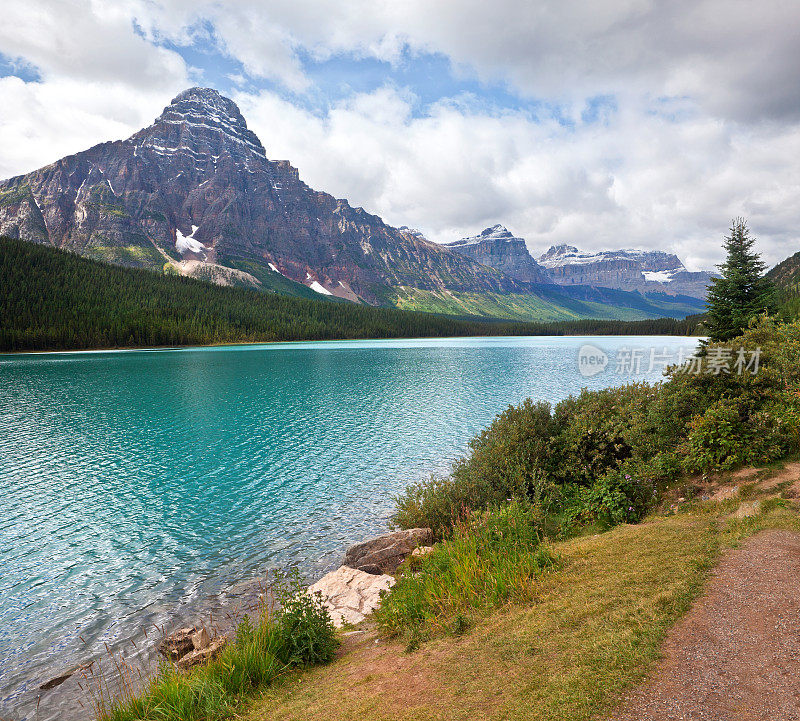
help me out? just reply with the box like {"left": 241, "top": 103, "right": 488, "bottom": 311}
{"left": 375, "top": 500, "right": 557, "bottom": 644}
{"left": 242, "top": 500, "right": 800, "bottom": 721}
{"left": 93, "top": 572, "right": 338, "bottom": 721}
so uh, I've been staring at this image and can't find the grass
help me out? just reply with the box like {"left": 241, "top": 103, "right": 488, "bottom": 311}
{"left": 91, "top": 573, "right": 339, "bottom": 721}
{"left": 89, "top": 468, "right": 800, "bottom": 721}
{"left": 241, "top": 493, "right": 800, "bottom": 721}
{"left": 96, "top": 624, "right": 285, "bottom": 721}
{"left": 375, "top": 500, "right": 558, "bottom": 643}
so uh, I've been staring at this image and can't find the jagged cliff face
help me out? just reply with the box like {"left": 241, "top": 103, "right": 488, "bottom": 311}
{"left": 0, "top": 88, "right": 518, "bottom": 303}
{"left": 539, "top": 244, "right": 713, "bottom": 299}
{"left": 444, "top": 225, "right": 553, "bottom": 285}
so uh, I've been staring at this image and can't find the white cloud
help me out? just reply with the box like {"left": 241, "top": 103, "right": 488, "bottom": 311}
{"left": 1, "top": 0, "right": 799, "bottom": 269}
{"left": 0, "top": 0, "right": 187, "bottom": 90}
{"left": 238, "top": 87, "right": 800, "bottom": 269}
{"left": 0, "top": 76, "right": 184, "bottom": 178}
{"left": 122, "top": 0, "right": 800, "bottom": 122}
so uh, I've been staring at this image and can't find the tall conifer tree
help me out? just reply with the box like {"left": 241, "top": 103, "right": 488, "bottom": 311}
{"left": 705, "top": 218, "right": 775, "bottom": 342}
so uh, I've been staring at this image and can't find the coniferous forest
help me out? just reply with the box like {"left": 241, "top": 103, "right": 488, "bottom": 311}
{"left": 0, "top": 237, "right": 700, "bottom": 352}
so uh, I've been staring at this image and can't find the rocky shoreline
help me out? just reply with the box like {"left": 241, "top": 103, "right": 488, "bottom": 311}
{"left": 23, "top": 526, "right": 435, "bottom": 721}
{"left": 158, "top": 527, "right": 434, "bottom": 667}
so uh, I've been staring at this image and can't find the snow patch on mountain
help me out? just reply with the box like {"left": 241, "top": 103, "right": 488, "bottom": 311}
{"left": 643, "top": 270, "right": 675, "bottom": 283}
{"left": 176, "top": 225, "right": 205, "bottom": 254}
{"left": 309, "top": 280, "right": 333, "bottom": 295}
{"left": 539, "top": 244, "right": 685, "bottom": 272}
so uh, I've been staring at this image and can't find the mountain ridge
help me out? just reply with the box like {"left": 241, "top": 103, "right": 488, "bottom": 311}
{"left": 0, "top": 87, "right": 522, "bottom": 304}
{"left": 0, "top": 87, "right": 705, "bottom": 321}
{"left": 539, "top": 243, "right": 714, "bottom": 298}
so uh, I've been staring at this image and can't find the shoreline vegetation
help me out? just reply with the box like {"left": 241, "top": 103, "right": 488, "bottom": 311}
{"left": 18, "top": 220, "right": 799, "bottom": 719}
{"left": 92, "top": 313, "right": 800, "bottom": 721}
{"left": 0, "top": 236, "right": 702, "bottom": 353}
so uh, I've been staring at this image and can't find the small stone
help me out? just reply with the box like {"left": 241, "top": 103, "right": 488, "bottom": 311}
{"left": 412, "top": 546, "right": 434, "bottom": 558}
{"left": 158, "top": 627, "right": 197, "bottom": 661}
{"left": 175, "top": 637, "right": 228, "bottom": 671}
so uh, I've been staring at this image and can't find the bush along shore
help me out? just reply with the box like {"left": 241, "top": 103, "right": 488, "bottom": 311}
{"left": 90, "top": 316, "right": 800, "bottom": 721}
{"left": 385, "top": 315, "right": 800, "bottom": 645}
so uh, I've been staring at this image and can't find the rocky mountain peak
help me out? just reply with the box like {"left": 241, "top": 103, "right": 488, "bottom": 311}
{"left": 444, "top": 225, "right": 553, "bottom": 285}
{"left": 540, "top": 244, "right": 579, "bottom": 262}
{"left": 168, "top": 87, "right": 243, "bottom": 119}
{"left": 480, "top": 224, "right": 514, "bottom": 239}
{"left": 134, "top": 86, "right": 267, "bottom": 163}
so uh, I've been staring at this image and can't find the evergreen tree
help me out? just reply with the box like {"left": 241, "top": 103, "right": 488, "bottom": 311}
{"left": 705, "top": 218, "right": 776, "bottom": 342}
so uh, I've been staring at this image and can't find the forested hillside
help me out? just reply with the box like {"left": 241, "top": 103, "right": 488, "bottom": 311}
{"left": 766, "top": 251, "right": 800, "bottom": 319}
{"left": 0, "top": 238, "right": 700, "bottom": 352}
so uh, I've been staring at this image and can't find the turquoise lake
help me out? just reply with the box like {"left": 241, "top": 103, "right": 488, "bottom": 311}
{"left": 0, "top": 335, "right": 699, "bottom": 718}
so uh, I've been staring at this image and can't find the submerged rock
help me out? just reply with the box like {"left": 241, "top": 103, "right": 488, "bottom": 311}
{"left": 343, "top": 528, "right": 433, "bottom": 574}
{"left": 39, "top": 670, "right": 75, "bottom": 690}
{"left": 308, "top": 566, "right": 395, "bottom": 627}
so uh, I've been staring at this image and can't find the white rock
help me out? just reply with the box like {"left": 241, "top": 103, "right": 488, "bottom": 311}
{"left": 308, "top": 566, "right": 395, "bottom": 627}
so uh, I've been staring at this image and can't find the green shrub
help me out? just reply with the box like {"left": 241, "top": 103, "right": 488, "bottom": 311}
{"left": 273, "top": 569, "right": 339, "bottom": 667}
{"left": 683, "top": 396, "right": 797, "bottom": 472}
{"left": 580, "top": 468, "right": 658, "bottom": 528}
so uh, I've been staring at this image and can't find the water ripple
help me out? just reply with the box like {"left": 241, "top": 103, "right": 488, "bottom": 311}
{"left": 0, "top": 335, "right": 697, "bottom": 719}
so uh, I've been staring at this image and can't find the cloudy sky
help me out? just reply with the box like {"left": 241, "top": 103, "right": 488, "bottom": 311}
{"left": 1, "top": 0, "right": 798, "bottom": 269}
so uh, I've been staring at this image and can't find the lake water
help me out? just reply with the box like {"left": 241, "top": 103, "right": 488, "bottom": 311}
{"left": 0, "top": 335, "right": 699, "bottom": 719}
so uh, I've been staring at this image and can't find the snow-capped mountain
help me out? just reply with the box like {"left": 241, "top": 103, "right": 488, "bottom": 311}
{"left": 0, "top": 87, "right": 706, "bottom": 320}
{"left": 539, "top": 244, "right": 713, "bottom": 299}
{"left": 444, "top": 225, "right": 553, "bottom": 285}
{"left": 0, "top": 87, "right": 522, "bottom": 303}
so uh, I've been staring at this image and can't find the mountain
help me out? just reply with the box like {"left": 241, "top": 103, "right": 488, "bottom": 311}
{"left": 539, "top": 244, "right": 714, "bottom": 299}
{"left": 0, "top": 87, "right": 521, "bottom": 304}
{"left": 767, "top": 251, "right": 800, "bottom": 288}
{"left": 444, "top": 224, "right": 553, "bottom": 284}
{"left": 0, "top": 87, "right": 703, "bottom": 321}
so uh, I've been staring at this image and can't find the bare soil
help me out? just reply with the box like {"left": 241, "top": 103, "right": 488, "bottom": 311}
{"left": 610, "top": 529, "right": 800, "bottom": 721}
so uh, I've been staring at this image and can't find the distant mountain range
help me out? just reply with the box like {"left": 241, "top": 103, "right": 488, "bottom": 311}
{"left": 0, "top": 87, "right": 708, "bottom": 322}
{"left": 445, "top": 226, "right": 715, "bottom": 301}
{"left": 538, "top": 244, "right": 714, "bottom": 299}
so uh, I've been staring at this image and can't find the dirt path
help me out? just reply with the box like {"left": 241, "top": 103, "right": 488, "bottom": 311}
{"left": 611, "top": 530, "right": 800, "bottom": 721}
